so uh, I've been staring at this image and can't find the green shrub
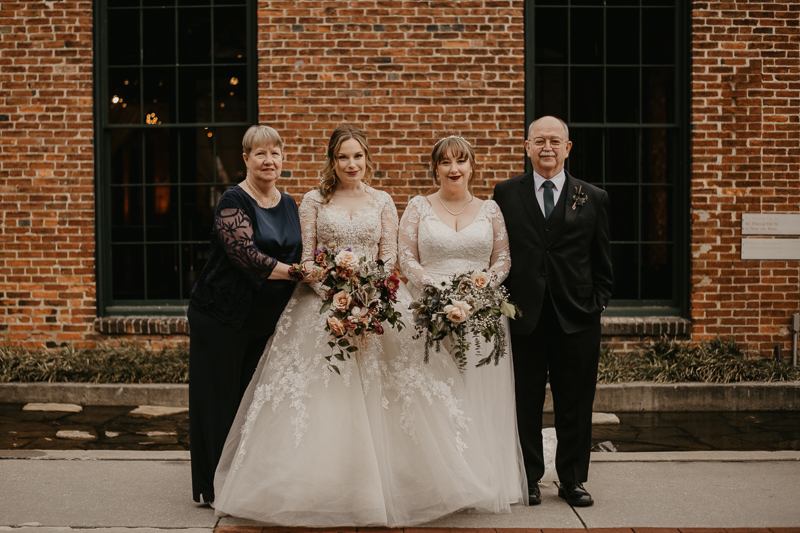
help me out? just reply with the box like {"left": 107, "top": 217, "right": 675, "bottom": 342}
{"left": 0, "top": 343, "right": 189, "bottom": 383}
{"left": 598, "top": 336, "right": 800, "bottom": 384}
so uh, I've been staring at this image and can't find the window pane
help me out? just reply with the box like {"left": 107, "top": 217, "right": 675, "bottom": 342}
{"left": 108, "top": 68, "right": 141, "bottom": 124}
{"left": 142, "top": 9, "right": 175, "bottom": 65}
{"left": 178, "top": 67, "right": 212, "bottom": 123}
{"left": 144, "top": 129, "right": 179, "bottom": 185}
{"left": 570, "top": 67, "right": 603, "bottom": 123}
{"left": 111, "top": 186, "right": 144, "bottom": 242}
{"left": 567, "top": 128, "right": 603, "bottom": 184}
{"left": 146, "top": 185, "right": 179, "bottom": 242}
{"left": 180, "top": 128, "right": 215, "bottom": 184}
{"left": 179, "top": 8, "right": 212, "bottom": 64}
{"left": 178, "top": 0, "right": 210, "bottom": 5}
{"left": 143, "top": 67, "right": 176, "bottom": 124}
{"left": 570, "top": 9, "right": 603, "bottom": 64}
{"left": 215, "top": 7, "right": 247, "bottom": 63}
{"left": 605, "top": 129, "right": 638, "bottom": 183}
{"left": 109, "top": 129, "right": 143, "bottom": 185}
{"left": 534, "top": 67, "right": 567, "bottom": 119}
{"left": 214, "top": 66, "right": 247, "bottom": 122}
{"left": 641, "top": 128, "right": 673, "bottom": 184}
{"left": 642, "top": 67, "right": 675, "bottom": 123}
{"left": 611, "top": 244, "right": 638, "bottom": 299}
{"left": 112, "top": 244, "right": 145, "bottom": 299}
{"left": 216, "top": 127, "right": 248, "bottom": 184}
{"left": 643, "top": 0, "right": 675, "bottom": 5}
{"left": 180, "top": 185, "right": 215, "bottom": 242}
{"left": 642, "top": 8, "right": 675, "bottom": 64}
{"left": 606, "top": 8, "right": 639, "bottom": 64}
{"left": 534, "top": 0, "right": 567, "bottom": 5}
{"left": 108, "top": 0, "right": 138, "bottom": 6}
{"left": 641, "top": 244, "right": 672, "bottom": 299}
{"left": 143, "top": 0, "right": 175, "bottom": 6}
{"left": 535, "top": 8, "right": 567, "bottom": 64}
{"left": 605, "top": 185, "right": 638, "bottom": 242}
{"left": 607, "top": 0, "right": 638, "bottom": 5}
{"left": 146, "top": 244, "right": 181, "bottom": 299}
{"left": 183, "top": 243, "right": 210, "bottom": 298}
{"left": 642, "top": 186, "right": 672, "bottom": 242}
{"left": 572, "top": 0, "right": 603, "bottom": 6}
{"left": 606, "top": 67, "right": 639, "bottom": 123}
{"left": 108, "top": 10, "right": 140, "bottom": 66}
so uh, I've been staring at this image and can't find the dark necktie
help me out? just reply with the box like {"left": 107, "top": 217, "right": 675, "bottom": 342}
{"left": 543, "top": 180, "right": 555, "bottom": 220}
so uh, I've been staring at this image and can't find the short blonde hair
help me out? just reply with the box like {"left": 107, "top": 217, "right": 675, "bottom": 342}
{"left": 319, "top": 124, "right": 374, "bottom": 204}
{"left": 429, "top": 136, "right": 477, "bottom": 189}
{"left": 242, "top": 125, "right": 283, "bottom": 155}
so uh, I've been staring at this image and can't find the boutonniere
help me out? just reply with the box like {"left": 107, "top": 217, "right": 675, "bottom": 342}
{"left": 571, "top": 186, "right": 588, "bottom": 211}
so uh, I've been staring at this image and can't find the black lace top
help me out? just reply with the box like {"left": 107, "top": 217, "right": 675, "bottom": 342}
{"left": 190, "top": 186, "right": 302, "bottom": 330}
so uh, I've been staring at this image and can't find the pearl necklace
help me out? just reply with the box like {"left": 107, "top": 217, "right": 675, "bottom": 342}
{"left": 244, "top": 180, "right": 279, "bottom": 209}
{"left": 437, "top": 192, "right": 473, "bottom": 216}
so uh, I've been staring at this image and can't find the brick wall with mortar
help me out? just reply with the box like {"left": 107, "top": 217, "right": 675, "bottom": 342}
{"left": 690, "top": 0, "right": 800, "bottom": 354}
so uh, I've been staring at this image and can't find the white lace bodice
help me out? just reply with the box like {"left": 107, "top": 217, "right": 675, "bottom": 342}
{"left": 298, "top": 188, "right": 399, "bottom": 271}
{"left": 399, "top": 196, "right": 511, "bottom": 289}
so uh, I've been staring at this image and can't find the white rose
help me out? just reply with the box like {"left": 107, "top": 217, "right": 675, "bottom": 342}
{"left": 470, "top": 271, "right": 491, "bottom": 289}
{"left": 443, "top": 300, "right": 471, "bottom": 323}
{"left": 331, "top": 291, "right": 352, "bottom": 312}
{"left": 335, "top": 250, "right": 360, "bottom": 270}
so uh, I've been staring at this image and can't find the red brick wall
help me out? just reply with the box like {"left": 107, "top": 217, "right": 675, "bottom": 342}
{"left": 256, "top": 0, "right": 526, "bottom": 211}
{"left": 0, "top": 1, "right": 97, "bottom": 348}
{"left": 690, "top": 0, "right": 800, "bottom": 352}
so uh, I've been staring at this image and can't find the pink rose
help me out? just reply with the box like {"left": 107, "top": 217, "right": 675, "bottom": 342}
{"left": 331, "top": 291, "right": 352, "bottom": 312}
{"left": 470, "top": 271, "right": 491, "bottom": 289}
{"left": 444, "top": 300, "right": 471, "bottom": 323}
{"left": 334, "top": 250, "right": 359, "bottom": 270}
{"left": 327, "top": 317, "right": 346, "bottom": 336}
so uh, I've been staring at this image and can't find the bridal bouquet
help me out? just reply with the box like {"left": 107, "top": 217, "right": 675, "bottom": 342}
{"left": 294, "top": 247, "right": 404, "bottom": 373}
{"left": 409, "top": 270, "right": 521, "bottom": 370}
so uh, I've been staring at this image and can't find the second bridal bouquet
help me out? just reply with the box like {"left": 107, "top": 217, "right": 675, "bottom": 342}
{"left": 293, "top": 247, "right": 404, "bottom": 373}
{"left": 409, "top": 270, "right": 521, "bottom": 370}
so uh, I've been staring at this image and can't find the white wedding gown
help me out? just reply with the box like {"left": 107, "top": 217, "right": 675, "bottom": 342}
{"left": 213, "top": 189, "right": 501, "bottom": 526}
{"left": 399, "top": 195, "right": 529, "bottom": 509}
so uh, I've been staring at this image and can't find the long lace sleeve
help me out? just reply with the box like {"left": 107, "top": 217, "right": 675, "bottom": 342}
{"left": 378, "top": 191, "right": 399, "bottom": 271}
{"left": 398, "top": 197, "right": 435, "bottom": 290}
{"left": 214, "top": 203, "right": 277, "bottom": 287}
{"left": 298, "top": 191, "right": 326, "bottom": 298}
{"left": 486, "top": 201, "right": 511, "bottom": 287}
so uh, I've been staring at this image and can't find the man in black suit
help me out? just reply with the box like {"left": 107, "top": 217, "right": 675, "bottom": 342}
{"left": 493, "top": 116, "right": 613, "bottom": 507}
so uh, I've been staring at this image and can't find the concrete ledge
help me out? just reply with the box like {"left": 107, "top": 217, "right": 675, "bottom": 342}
{"left": 601, "top": 316, "right": 691, "bottom": 337}
{"left": 1, "top": 381, "right": 798, "bottom": 411}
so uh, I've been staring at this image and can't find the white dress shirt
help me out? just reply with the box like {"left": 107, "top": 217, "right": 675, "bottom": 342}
{"left": 533, "top": 169, "right": 566, "bottom": 217}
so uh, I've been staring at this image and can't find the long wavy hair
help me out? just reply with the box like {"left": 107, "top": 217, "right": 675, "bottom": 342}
{"left": 318, "top": 124, "right": 375, "bottom": 204}
{"left": 426, "top": 135, "right": 477, "bottom": 195}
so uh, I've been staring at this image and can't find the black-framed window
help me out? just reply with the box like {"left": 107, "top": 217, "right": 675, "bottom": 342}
{"left": 525, "top": 0, "right": 689, "bottom": 316}
{"left": 95, "top": 0, "right": 256, "bottom": 315}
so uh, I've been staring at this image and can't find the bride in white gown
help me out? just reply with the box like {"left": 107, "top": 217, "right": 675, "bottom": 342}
{"left": 213, "top": 125, "right": 501, "bottom": 526}
{"left": 399, "top": 135, "right": 528, "bottom": 509}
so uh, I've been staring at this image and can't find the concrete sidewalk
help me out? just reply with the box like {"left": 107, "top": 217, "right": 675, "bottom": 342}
{"left": 1, "top": 450, "right": 798, "bottom": 531}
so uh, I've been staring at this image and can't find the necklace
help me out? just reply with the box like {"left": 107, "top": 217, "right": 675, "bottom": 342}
{"left": 437, "top": 192, "right": 473, "bottom": 216}
{"left": 244, "top": 179, "right": 279, "bottom": 209}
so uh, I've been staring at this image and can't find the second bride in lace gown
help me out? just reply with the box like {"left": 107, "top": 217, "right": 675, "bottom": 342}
{"left": 213, "top": 125, "right": 499, "bottom": 526}
{"left": 399, "top": 135, "right": 528, "bottom": 510}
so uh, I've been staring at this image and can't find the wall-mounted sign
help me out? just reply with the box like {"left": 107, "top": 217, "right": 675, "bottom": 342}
{"left": 742, "top": 214, "right": 800, "bottom": 236}
{"left": 741, "top": 238, "right": 800, "bottom": 260}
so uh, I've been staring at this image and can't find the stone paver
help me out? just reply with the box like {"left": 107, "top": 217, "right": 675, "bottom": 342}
{"left": 23, "top": 403, "right": 83, "bottom": 413}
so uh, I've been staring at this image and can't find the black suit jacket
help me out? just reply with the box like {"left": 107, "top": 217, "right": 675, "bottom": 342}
{"left": 494, "top": 171, "right": 613, "bottom": 336}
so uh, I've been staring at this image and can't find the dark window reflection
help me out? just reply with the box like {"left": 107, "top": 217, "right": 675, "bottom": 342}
{"left": 607, "top": 67, "right": 639, "bottom": 123}
{"left": 611, "top": 244, "right": 638, "bottom": 299}
{"left": 146, "top": 186, "right": 180, "bottom": 242}
{"left": 180, "top": 128, "right": 215, "bottom": 184}
{"left": 605, "top": 185, "right": 638, "bottom": 242}
{"left": 182, "top": 244, "right": 210, "bottom": 298}
{"left": 535, "top": 8, "right": 568, "bottom": 64}
{"left": 215, "top": 66, "right": 247, "bottom": 122}
{"left": 641, "top": 244, "right": 672, "bottom": 299}
{"left": 567, "top": 128, "right": 603, "bottom": 184}
{"left": 641, "top": 128, "right": 672, "bottom": 184}
{"left": 142, "top": 9, "right": 175, "bottom": 65}
{"left": 642, "top": 186, "right": 672, "bottom": 242}
{"left": 178, "top": 67, "right": 212, "bottom": 123}
{"left": 179, "top": 8, "right": 212, "bottom": 64}
{"left": 112, "top": 244, "right": 145, "bottom": 299}
{"left": 181, "top": 186, "right": 214, "bottom": 242}
{"left": 534, "top": 67, "right": 567, "bottom": 120}
{"left": 143, "top": 67, "right": 176, "bottom": 124}
{"left": 143, "top": 0, "right": 175, "bottom": 6}
{"left": 571, "top": 9, "right": 603, "bottom": 64}
{"left": 215, "top": 7, "right": 247, "bottom": 62}
{"left": 146, "top": 244, "right": 181, "bottom": 299}
{"left": 642, "top": 8, "right": 675, "bottom": 64}
{"left": 607, "top": 8, "right": 639, "bottom": 65}
{"left": 108, "top": 68, "right": 141, "bottom": 124}
{"left": 570, "top": 67, "right": 603, "bottom": 123}
{"left": 144, "top": 129, "right": 178, "bottom": 184}
{"left": 216, "top": 126, "right": 248, "bottom": 184}
{"left": 108, "top": 0, "right": 138, "bottom": 6}
{"left": 643, "top": 67, "right": 675, "bottom": 123}
{"left": 108, "top": 11, "right": 140, "bottom": 66}
{"left": 111, "top": 187, "right": 144, "bottom": 243}
{"left": 605, "top": 129, "right": 638, "bottom": 183}
{"left": 109, "top": 129, "right": 143, "bottom": 186}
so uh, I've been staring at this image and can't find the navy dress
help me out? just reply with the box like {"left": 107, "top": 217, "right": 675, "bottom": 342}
{"left": 188, "top": 186, "right": 302, "bottom": 504}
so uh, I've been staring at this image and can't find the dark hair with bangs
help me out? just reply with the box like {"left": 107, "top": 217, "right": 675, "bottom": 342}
{"left": 427, "top": 136, "right": 477, "bottom": 194}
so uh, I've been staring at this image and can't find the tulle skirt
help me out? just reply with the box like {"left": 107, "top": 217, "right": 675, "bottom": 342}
{"left": 213, "top": 283, "right": 501, "bottom": 526}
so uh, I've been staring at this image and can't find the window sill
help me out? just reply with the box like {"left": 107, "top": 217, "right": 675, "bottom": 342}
{"left": 601, "top": 316, "right": 690, "bottom": 337}
{"left": 94, "top": 316, "right": 189, "bottom": 336}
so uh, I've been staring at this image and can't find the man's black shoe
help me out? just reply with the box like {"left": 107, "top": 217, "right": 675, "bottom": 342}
{"left": 527, "top": 482, "right": 541, "bottom": 505}
{"left": 558, "top": 482, "right": 593, "bottom": 507}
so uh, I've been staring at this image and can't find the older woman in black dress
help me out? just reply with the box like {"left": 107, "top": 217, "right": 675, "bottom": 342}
{"left": 187, "top": 125, "right": 302, "bottom": 506}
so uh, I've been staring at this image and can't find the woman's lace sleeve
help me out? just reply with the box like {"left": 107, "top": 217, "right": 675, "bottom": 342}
{"left": 486, "top": 201, "right": 511, "bottom": 287}
{"left": 214, "top": 204, "right": 277, "bottom": 286}
{"left": 378, "top": 192, "right": 399, "bottom": 271}
{"left": 298, "top": 192, "right": 326, "bottom": 298}
{"left": 398, "top": 197, "right": 435, "bottom": 290}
